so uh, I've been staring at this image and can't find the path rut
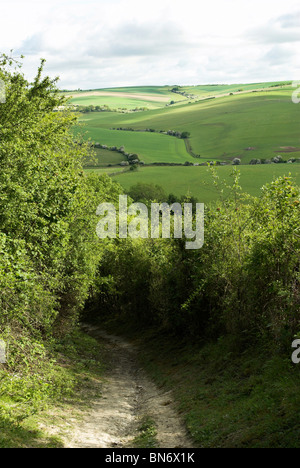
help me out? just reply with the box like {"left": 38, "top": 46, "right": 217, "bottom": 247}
{"left": 64, "top": 326, "right": 194, "bottom": 449}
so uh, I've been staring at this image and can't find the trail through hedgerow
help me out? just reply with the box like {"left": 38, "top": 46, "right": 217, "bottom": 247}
{"left": 63, "top": 326, "right": 194, "bottom": 449}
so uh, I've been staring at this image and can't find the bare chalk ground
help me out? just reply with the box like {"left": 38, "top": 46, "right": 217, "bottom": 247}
{"left": 63, "top": 326, "right": 194, "bottom": 449}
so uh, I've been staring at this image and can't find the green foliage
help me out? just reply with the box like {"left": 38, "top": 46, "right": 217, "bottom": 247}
{"left": 132, "top": 416, "right": 158, "bottom": 448}
{"left": 0, "top": 335, "right": 75, "bottom": 425}
{"left": 0, "top": 329, "right": 105, "bottom": 447}
{"left": 0, "top": 56, "right": 123, "bottom": 335}
{"left": 0, "top": 56, "right": 122, "bottom": 433}
{"left": 134, "top": 330, "right": 300, "bottom": 448}
{"left": 0, "top": 57, "right": 298, "bottom": 445}
{"left": 128, "top": 183, "right": 167, "bottom": 205}
{"left": 90, "top": 171, "right": 300, "bottom": 348}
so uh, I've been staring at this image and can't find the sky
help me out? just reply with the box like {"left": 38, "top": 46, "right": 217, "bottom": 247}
{"left": 1, "top": 0, "right": 300, "bottom": 89}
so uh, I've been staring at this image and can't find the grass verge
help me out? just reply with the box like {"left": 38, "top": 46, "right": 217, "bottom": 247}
{"left": 131, "top": 415, "right": 158, "bottom": 448}
{"left": 0, "top": 330, "right": 106, "bottom": 448}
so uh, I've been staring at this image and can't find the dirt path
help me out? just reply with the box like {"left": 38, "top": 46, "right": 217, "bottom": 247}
{"left": 63, "top": 326, "right": 194, "bottom": 449}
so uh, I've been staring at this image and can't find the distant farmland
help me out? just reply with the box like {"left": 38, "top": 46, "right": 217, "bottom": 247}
{"left": 79, "top": 125, "right": 193, "bottom": 164}
{"left": 113, "top": 165, "right": 300, "bottom": 204}
{"left": 66, "top": 86, "right": 186, "bottom": 110}
{"left": 69, "top": 81, "right": 300, "bottom": 201}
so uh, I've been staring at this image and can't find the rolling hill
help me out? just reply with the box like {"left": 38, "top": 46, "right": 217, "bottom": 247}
{"left": 68, "top": 82, "right": 300, "bottom": 200}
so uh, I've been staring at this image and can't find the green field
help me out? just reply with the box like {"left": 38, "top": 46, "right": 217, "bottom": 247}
{"left": 107, "top": 164, "right": 300, "bottom": 203}
{"left": 76, "top": 85, "right": 299, "bottom": 164}
{"left": 74, "top": 82, "right": 300, "bottom": 201}
{"left": 69, "top": 94, "right": 165, "bottom": 110}
{"left": 78, "top": 124, "right": 193, "bottom": 164}
{"left": 66, "top": 86, "right": 186, "bottom": 110}
{"left": 67, "top": 82, "right": 291, "bottom": 109}
{"left": 84, "top": 166, "right": 126, "bottom": 175}
{"left": 182, "top": 81, "right": 292, "bottom": 98}
{"left": 127, "top": 89, "right": 299, "bottom": 162}
{"left": 84, "top": 147, "right": 125, "bottom": 166}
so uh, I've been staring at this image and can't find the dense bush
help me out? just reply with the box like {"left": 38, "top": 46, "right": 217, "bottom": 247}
{"left": 0, "top": 55, "right": 124, "bottom": 335}
{"left": 91, "top": 170, "right": 300, "bottom": 349}
{"left": 0, "top": 56, "right": 123, "bottom": 408}
{"left": 0, "top": 55, "right": 123, "bottom": 421}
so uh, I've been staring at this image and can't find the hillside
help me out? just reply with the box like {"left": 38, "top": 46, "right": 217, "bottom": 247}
{"left": 73, "top": 83, "right": 299, "bottom": 173}
{"left": 65, "top": 86, "right": 187, "bottom": 110}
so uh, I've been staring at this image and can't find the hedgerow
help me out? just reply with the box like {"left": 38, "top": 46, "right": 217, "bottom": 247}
{"left": 0, "top": 55, "right": 122, "bottom": 424}
{"left": 92, "top": 170, "right": 300, "bottom": 349}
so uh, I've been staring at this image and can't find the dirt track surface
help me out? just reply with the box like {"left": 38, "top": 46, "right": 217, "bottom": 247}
{"left": 64, "top": 326, "right": 194, "bottom": 449}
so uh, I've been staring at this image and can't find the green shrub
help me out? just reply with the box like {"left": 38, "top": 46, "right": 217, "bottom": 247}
{"left": 91, "top": 170, "right": 300, "bottom": 349}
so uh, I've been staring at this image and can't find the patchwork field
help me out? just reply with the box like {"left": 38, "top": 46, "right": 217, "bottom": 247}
{"left": 66, "top": 86, "right": 187, "bottom": 110}
{"left": 76, "top": 85, "right": 299, "bottom": 161}
{"left": 70, "top": 81, "right": 300, "bottom": 201}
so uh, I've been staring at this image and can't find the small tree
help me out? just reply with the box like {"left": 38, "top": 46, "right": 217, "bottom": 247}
{"left": 272, "top": 155, "right": 283, "bottom": 164}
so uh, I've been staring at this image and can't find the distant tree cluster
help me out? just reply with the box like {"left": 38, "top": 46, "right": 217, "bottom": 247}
{"left": 249, "top": 156, "right": 300, "bottom": 165}
{"left": 76, "top": 104, "right": 112, "bottom": 113}
{"left": 76, "top": 105, "right": 148, "bottom": 114}
{"left": 170, "top": 86, "right": 196, "bottom": 100}
{"left": 108, "top": 127, "right": 192, "bottom": 140}
{"left": 128, "top": 183, "right": 198, "bottom": 209}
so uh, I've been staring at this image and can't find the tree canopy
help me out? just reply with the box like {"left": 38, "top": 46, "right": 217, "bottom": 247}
{"left": 0, "top": 55, "right": 122, "bottom": 336}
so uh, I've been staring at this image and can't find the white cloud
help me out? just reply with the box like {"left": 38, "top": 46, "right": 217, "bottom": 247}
{"left": 1, "top": 0, "right": 299, "bottom": 88}
{"left": 245, "top": 12, "right": 300, "bottom": 44}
